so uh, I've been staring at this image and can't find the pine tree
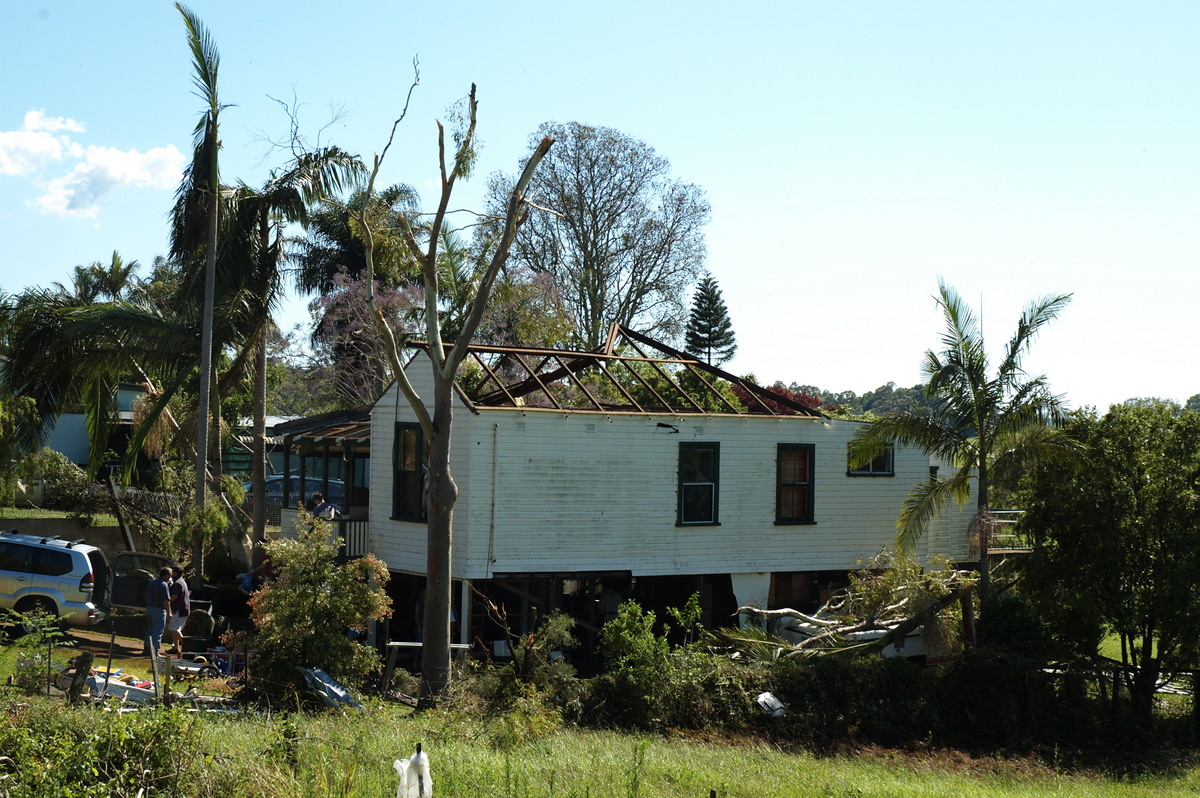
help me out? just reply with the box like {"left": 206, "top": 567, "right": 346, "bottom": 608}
{"left": 684, "top": 275, "right": 737, "bottom": 365}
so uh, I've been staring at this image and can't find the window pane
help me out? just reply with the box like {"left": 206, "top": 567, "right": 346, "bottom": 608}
{"left": 779, "top": 485, "right": 808, "bottom": 519}
{"left": 399, "top": 429, "right": 417, "bottom": 471}
{"left": 781, "top": 449, "right": 809, "bottom": 483}
{"left": 777, "top": 444, "right": 814, "bottom": 523}
{"left": 0, "top": 543, "right": 29, "bottom": 572}
{"left": 682, "top": 484, "right": 714, "bottom": 523}
{"left": 394, "top": 423, "right": 425, "bottom": 520}
{"left": 848, "top": 445, "right": 893, "bottom": 475}
{"left": 32, "top": 549, "right": 72, "bottom": 577}
{"left": 681, "top": 448, "right": 714, "bottom": 483}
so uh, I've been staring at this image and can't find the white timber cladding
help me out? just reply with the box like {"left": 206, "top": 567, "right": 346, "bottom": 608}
{"left": 369, "top": 353, "right": 974, "bottom": 579}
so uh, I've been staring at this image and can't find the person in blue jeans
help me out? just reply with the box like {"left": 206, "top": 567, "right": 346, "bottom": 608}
{"left": 144, "top": 566, "right": 172, "bottom": 658}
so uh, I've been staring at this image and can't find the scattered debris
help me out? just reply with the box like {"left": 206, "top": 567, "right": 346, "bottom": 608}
{"left": 296, "top": 666, "right": 363, "bottom": 710}
{"left": 755, "top": 691, "right": 786, "bottom": 717}
{"left": 394, "top": 742, "right": 432, "bottom": 797}
{"left": 730, "top": 555, "right": 975, "bottom": 662}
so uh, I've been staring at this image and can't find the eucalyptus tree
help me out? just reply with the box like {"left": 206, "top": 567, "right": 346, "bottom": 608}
{"left": 488, "top": 121, "right": 709, "bottom": 349}
{"left": 353, "top": 80, "right": 553, "bottom": 696}
{"left": 850, "top": 280, "right": 1075, "bottom": 594}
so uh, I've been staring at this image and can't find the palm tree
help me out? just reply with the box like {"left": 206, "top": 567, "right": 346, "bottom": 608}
{"left": 2, "top": 284, "right": 200, "bottom": 479}
{"left": 173, "top": 2, "right": 231, "bottom": 576}
{"left": 224, "top": 149, "right": 362, "bottom": 548}
{"left": 53, "top": 252, "right": 140, "bottom": 304}
{"left": 850, "top": 279, "right": 1074, "bottom": 594}
{"left": 293, "top": 183, "right": 422, "bottom": 295}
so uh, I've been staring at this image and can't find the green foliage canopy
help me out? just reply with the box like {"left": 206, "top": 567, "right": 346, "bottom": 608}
{"left": 1021, "top": 400, "right": 1200, "bottom": 721}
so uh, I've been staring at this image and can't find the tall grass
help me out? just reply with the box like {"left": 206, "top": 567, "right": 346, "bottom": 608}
{"left": 2, "top": 693, "right": 1197, "bottom": 797}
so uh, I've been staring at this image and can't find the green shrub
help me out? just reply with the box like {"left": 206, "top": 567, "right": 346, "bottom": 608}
{"left": 587, "top": 598, "right": 762, "bottom": 731}
{"left": 0, "top": 696, "right": 194, "bottom": 796}
{"left": 770, "top": 654, "right": 931, "bottom": 750}
{"left": 15, "top": 447, "right": 107, "bottom": 524}
{"left": 243, "top": 519, "right": 392, "bottom": 703}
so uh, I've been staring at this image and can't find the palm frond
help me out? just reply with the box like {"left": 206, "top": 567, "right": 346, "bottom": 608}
{"left": 998, "top": 292, "right": 1072, "bottom": 383}
{"left": 176, "top": 4, "right": 222, "bottom": 136}
{"left": 897, "top": 469, "right": 973, "bottom": 553}
{"left": 82, "top": 372, "right": 118, "bottom": 479}
{"left": 990, "top": 423, "right": 1084, "bottom": 487}
{"left": 852, "top": 411, "right": 972, "bottom": 468}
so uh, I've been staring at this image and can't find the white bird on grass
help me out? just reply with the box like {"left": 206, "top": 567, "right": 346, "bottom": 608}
{"left": 394, "top": 742, "right": 432, "bottom": 797}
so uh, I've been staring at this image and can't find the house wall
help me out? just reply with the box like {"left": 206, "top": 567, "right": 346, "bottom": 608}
{"left": 44, "top": 384, "right": 147, "bottom": 467}
{"left": 45, "top": 414, "right": 90, "bottom": 465}
{"left": 369, "top": 357, "right": 477, "bottom": 575}
{"left": 369, "top": 358, "right": 973, "bottom": 580}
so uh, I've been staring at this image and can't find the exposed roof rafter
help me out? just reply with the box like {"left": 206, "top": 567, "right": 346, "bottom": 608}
{"left": 407, "top": 324, "right": 824, "bottom": 418}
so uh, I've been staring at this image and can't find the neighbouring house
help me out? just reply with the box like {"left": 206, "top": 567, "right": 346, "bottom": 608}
{"left": 44, "top": 382, "right": 147, "bottom": 468}
{"left": 282, "top": 326, "right": 974, "bottom": 660}
{"left": 225, "top": 415, "right": 301, "bottom": 480}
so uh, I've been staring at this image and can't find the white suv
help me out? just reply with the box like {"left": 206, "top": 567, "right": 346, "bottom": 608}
{"left": 0, "top": 529, "right": 111, "bottom": 626}
{"left": 0, "top": 529, "right": 176, "bottom": 627}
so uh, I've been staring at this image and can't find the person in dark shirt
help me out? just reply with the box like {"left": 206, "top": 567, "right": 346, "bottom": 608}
{"left": 310, "top": 492, "right": 340, "bottom": 520}
{"left": 144, "top": 567, "right": 172, "bottom": 658}
{"left": 166, "top": 565, "right": 191, "bottom": 656}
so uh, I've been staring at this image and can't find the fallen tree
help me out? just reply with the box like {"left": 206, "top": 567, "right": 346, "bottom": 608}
{"left": 723, "top": 553, "right": 975, "bottom": 661}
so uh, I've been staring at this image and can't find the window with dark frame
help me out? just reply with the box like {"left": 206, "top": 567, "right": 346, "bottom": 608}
{"left": 678, "top": 442, "right": 719, "bottom": 525}
{"left": 777, "top": 443, "right": 815, "bottom": 524}
{"left": 847, "top": 444, "right": 894, "bottom": 476}
{"left": 392, "top": 422, "right": 426, "bottom": 522}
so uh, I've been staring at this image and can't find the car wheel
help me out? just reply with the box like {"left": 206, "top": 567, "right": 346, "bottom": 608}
{"left": 14, "top": 596, "right": 60, "bottom": 633}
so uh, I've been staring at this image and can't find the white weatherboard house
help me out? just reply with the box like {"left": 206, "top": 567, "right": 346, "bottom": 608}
{"left": 354, "top": 326, "right": 974, "bottom": 653}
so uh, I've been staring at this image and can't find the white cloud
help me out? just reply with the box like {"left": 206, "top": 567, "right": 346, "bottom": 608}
{"left": 23, "top": 109, "right": 85, "bottom": 134}
{"left": 1, "top": 109, "right": 184, "bottom": 217}
{"left": 0, "top": 129, "right": 73, "bottom": 176}
{"left": 31, "top": 144, "right": 185, "bottom": 218}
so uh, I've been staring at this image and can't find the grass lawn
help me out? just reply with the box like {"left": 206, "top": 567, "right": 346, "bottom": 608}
{"left": 2, "top": 622, "right": 1198, "bottom": 797}
{"left": 0, "top": 693, "right": 1196, "bottom": 798}
{"left": 0, "top": 631, "right": 1198, "bottom": 798}
{"left": 1099, "top": 633, "right": 1121, "bottom": 661}
{"left": 0, "top": 506, "right": 119, "bottom": 526}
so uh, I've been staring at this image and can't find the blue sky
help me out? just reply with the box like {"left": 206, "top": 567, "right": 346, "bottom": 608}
{"left": 2, "top": 1, "right": 1197, "bottom": 411}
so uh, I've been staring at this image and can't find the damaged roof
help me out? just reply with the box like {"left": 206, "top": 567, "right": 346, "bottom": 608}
{"left": 409, "top": 324, "right": 824, "bottom": 418}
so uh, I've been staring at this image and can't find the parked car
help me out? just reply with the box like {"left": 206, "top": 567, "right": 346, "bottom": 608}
{"left": 241, "top": 475, "right": 344, "bottom": 512}
{"left": 0, "top": 529, "right": 171, "bottom": 626}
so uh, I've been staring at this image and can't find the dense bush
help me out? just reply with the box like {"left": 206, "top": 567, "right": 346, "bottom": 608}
{"left": 584, "top": 599, "right": 762, "bottom": 731}
{"left": 15, "top": 447, "right": 107, "bottom": 523}
{"left": 0, "top": 696, "right": 194, "bottom": 796}
{"left": 554, "top": 595, "right": 1185, "bottom": 757}
{"left": 465, "top": 610, "right": 585, "bottom": 721}
{"left": 242, "top": 519, "right": 391, "bottom": 703}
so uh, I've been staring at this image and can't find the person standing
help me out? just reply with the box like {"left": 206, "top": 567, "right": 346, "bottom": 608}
{"left": 166, "top": 565, "right": 191, "bottom": 656}
{"left": 144, "top": 566, "right": 172, "bottom": 658}
{"left": 310, "top": 492, "right": 339, "bottom": 520}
